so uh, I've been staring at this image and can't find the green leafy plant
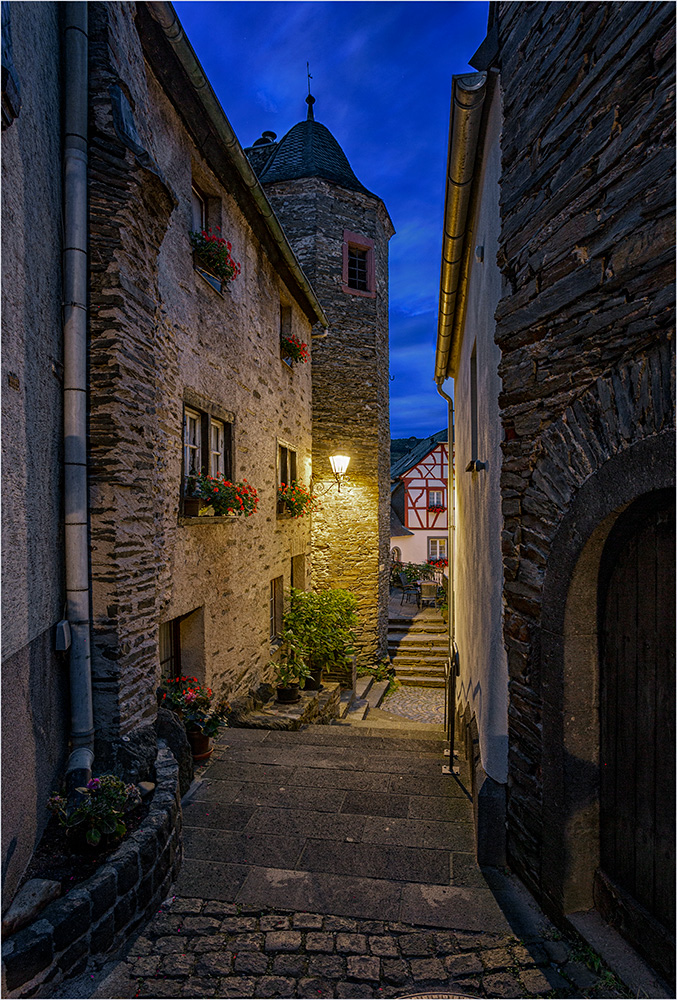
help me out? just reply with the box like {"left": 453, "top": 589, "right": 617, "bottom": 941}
{"left": 189, "top": 228, "right": 241, "bottom": 283}
{"left": 399, "top": 561, "right": 438, "bottom": 583}
{"left": 159, "top": 676, "right": 230, "bottom": 736}
{"left": 284, "top": 588, "right": 357, "bottom": 672}
{"left": 48, "top": 775, "right": 141, "bottom": 848}
{"left": 188, "top": 473, "right": 259, "bottom": 517}
{"left": 277, "top": 480, "right": 320, "bottom": 518}
{"left": 280, "top": 334, "right": 309, "bottom": 363}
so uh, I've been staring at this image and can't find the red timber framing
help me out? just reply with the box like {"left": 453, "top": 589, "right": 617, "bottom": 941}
{"left": 403, "top": 444, "right": 449, "bottom": 531}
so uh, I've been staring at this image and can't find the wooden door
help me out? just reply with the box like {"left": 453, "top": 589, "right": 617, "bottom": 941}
{"left": 597, "top": 489, "right": 675, "bottom": 983}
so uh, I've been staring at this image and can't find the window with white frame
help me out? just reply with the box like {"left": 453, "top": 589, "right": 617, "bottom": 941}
{"left": 210, "top": 419, "right": 225, "bottom": 476}
{"left": 428, "top": 537, "right": 448, "bottom": 561}
{"left": 191, "top": 184, "right": 206, "bottom": 232}
{"left": 428, "top": 489, "right": 444, "bottom": 510}
{"left": 183, "top": 405, "right": 232, "bottom": 495}
{"left": 184, "top": 408, "right": 202, "bottom": 479}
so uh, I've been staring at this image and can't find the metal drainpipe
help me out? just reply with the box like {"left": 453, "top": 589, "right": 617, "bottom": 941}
{"left": 63, "top": 2, "right": 94, "bottom": 791}
{"left": 436, "top": 381, "right": 457, "bottom": 755}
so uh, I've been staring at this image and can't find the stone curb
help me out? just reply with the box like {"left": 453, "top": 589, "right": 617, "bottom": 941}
{"left": 1, "top": 743, "right": 183, "bottom": 998}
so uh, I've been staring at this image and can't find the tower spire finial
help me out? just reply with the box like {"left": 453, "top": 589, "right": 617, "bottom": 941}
{"left": 306, "top": 62, "right": 315, "bottom": 120}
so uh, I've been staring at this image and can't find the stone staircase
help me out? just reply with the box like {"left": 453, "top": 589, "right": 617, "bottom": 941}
{"left": 388, "top": 614, "right": 448, "bottom": 688}
{"left": 337, "top": 674, "right": 389, "bottom": 723}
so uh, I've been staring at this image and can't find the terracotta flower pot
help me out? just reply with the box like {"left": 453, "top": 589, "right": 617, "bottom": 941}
{"left": 186, "top": 729, "right": 212, "bottom": 761}
{"left": 276, "top": 683, "right": 300, "bottom": 704}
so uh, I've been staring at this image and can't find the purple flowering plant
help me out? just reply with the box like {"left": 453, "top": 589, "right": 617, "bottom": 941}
{"left": 48, "top": 774, "right": 141, "bottom": 847}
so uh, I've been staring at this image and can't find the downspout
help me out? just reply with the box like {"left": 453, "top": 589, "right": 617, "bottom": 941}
{"left": 62, "top": 2, "right": 94, "bottom": 790}
{"left": 436, "top": 381, "right": 457, "bottom": 753}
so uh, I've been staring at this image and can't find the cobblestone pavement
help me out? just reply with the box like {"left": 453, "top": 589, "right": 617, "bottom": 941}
{"left": 382, "top": 687, "right": 445, "bottom": 725}
{"left": 53, "top": 726, "right": 631, "bottom": 1000}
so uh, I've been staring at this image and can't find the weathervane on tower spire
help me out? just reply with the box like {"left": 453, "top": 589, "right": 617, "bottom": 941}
{"left": 306, "top": 61, "right": 315, "bottom": 121}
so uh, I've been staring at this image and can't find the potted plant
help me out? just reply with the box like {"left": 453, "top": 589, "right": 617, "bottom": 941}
{"left": 280, "top": 333, "right": 309, "bottom": 364}
{"left": 283, "top": 588, "right": 357, "bottom": 690}
{"left": 159, "top": 676, "right": 230, "bottom": 759}
{"left": 270, "top": 627, "right": 311, "bottom": 704}
{"left": 189, "top": 227, "right": 241, "bottom": 287}
{"left": 186, "top": 474, "right": 259, "bottom": 517}
{"left": 277, "top": 480, "right": 320, "bottom": 518}
{"left": 47, "top": 775, "right": 142, "bottom": 850}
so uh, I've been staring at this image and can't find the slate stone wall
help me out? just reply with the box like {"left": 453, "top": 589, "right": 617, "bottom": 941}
{"left": 1, "top": 746, "right": 182, "bottom": 998}
{"left": 87, "top": 4, "right": 314, "bottom": 764}
{"left": 494, "top": 1, "right": 675, "bottom": 896}
{"left": 264, "top": 177, "right": 394, "bottom": 665}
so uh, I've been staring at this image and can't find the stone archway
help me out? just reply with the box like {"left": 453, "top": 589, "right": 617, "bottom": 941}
{"left": 538, "top": 431, "right": 675, "bottom": 932}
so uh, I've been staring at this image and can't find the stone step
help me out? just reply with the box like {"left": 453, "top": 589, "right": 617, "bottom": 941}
{"left": 395, "top": 663, "right": 446, "bottom": 681}
{"left": 339, "top": 688, "right": 354, "bottom": 718}
{"left": 397, "top": 675, "right": 446, "bottom": 688}
{"left": 345, "top": 697, "right": 369, "bottom": 721}
{"left": 391, "top": 654, "right": 448, "bottom": 667}
{"left": 388, "top": 636, "right": 448, "bottom": 656}
{"left": 389, "top": 617, "right": 446, "bottom": 630}
{"left": 365, "top": 678, "right": 389, "bottom": 710}
{"left": 388, "top": 625, "right": 447, "bottom": 637}
{"left": 355, "top": 676, "right": 374, "bottom": 700}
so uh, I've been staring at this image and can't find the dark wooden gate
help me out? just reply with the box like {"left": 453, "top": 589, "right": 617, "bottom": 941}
{"left": 596, "top": 488, "right": 675, "bottom": 984}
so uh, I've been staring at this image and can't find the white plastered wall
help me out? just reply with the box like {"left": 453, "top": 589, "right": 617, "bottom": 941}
{"left": 451, "top": 82, "right": 508, "bottom": 784}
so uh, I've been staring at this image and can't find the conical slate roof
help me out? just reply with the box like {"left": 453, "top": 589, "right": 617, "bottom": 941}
{"left": 257, "top": 119, "right": 369, "bottom": 194}
{"left": 245, "top": 96, "right": 374, "bottom": 196}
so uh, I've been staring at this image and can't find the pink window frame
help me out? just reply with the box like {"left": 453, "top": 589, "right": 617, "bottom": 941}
{"left": 342, "top": 230, "right": 376, "bottom": 298}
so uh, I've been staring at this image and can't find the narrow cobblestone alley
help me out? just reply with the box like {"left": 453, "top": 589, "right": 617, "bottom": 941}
{"left": 52, "top": 719, "right": 633, "bottom": 1000}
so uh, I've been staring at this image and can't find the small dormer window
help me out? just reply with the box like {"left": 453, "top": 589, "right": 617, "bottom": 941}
{"left": 342, "top": 230, "right": 376, "bottom": 298}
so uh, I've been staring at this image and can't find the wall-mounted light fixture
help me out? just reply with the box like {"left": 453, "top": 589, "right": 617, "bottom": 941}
{"left": 329, "top": 454, "right": 350, "bottom": 491}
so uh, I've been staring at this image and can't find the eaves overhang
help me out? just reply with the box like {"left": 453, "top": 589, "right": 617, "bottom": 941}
{"left": 136, "top": 2, "right": 328, "bottom": 329}
{"left": 434, "top": 71, "right": 487, "bottom": 383}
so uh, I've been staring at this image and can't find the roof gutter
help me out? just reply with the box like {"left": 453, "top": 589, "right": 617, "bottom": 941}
{"left": 434, "top": 72, "right": 487, "bottom": 383}
{"left": 144, "top": 2, "right": 328, "bottom": 330}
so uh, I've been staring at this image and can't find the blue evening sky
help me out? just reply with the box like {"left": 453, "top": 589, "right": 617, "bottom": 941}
{"left": 174, "top": 0, "right": 489, "bottom": 437}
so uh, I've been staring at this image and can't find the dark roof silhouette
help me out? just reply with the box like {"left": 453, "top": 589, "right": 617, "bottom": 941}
{"left": 255, "top": 119, "right": 369, "bottom": 194}
{"left": 390, "top": 428, "right": 448, "bottom": 481}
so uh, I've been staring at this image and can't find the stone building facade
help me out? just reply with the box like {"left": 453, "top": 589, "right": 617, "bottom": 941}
{"left": 245, "top": 109, "right": 394, "bottom": 666}
{"left": 2, "top": 0, "right": 331, "bottom": 908}
{"left": 436, "top": 1, "right": 675, "bottom": 982}
{"left": 88, "top": 3, "right": 326, "bottom": 769}
{"left": 1, "top": 1, "right": 70, "bottom": 906}
{"left": 495, "top": 3, "right": 675, "bottom": 979}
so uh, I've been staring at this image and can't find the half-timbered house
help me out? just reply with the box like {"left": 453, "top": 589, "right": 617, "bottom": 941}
{"left": 390, "top": 430, "right": 449, "bottom": 566}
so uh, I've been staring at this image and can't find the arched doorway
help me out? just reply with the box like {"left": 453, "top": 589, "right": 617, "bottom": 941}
{"left": 595, "top": 489, "right": 675, "bottom": 981}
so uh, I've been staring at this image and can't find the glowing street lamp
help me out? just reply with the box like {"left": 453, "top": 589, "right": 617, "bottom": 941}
{"left": 329, "top": 454, "right": 350, "bottom": 491}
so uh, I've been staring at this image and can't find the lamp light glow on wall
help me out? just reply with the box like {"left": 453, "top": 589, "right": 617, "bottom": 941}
{"left": 329, "top": 454, "right": 350, "bottom": 491}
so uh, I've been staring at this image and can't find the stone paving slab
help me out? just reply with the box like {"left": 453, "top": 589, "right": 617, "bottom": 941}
{"left": 246, "top": 807, "right": 368, "bottom": 842}
{"left": 297, "top": 839, "right": 451, "bottom": 885}
{"left": 173, "top": 859, "right": 250, "bottom": 901}
{"left": 339, "top": 788, "right": 411, "bottom": 818}
{"left": 235, "top": 868, "right": 403, "bottom": 921}
{"left": 400, "top": 884, "right": 512, "bottom": 933}
{"left": 361, "top": 816, "right": 475, "bottom": 853}
{"left": 193, "top": 779, "right": 347, "bottom": 812}
{"left": 388, "top": 772, "right": 469, "bottom": 797}
{"left": 184, "top": 828, "right": 306, "bottom": 868}
{"left": 290, "top": 767, "right": 388, "bottom": 791}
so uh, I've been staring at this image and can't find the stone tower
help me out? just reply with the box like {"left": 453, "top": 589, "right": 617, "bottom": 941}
{"left": 245, "top": 95, "right": 394, "bottom": 666}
